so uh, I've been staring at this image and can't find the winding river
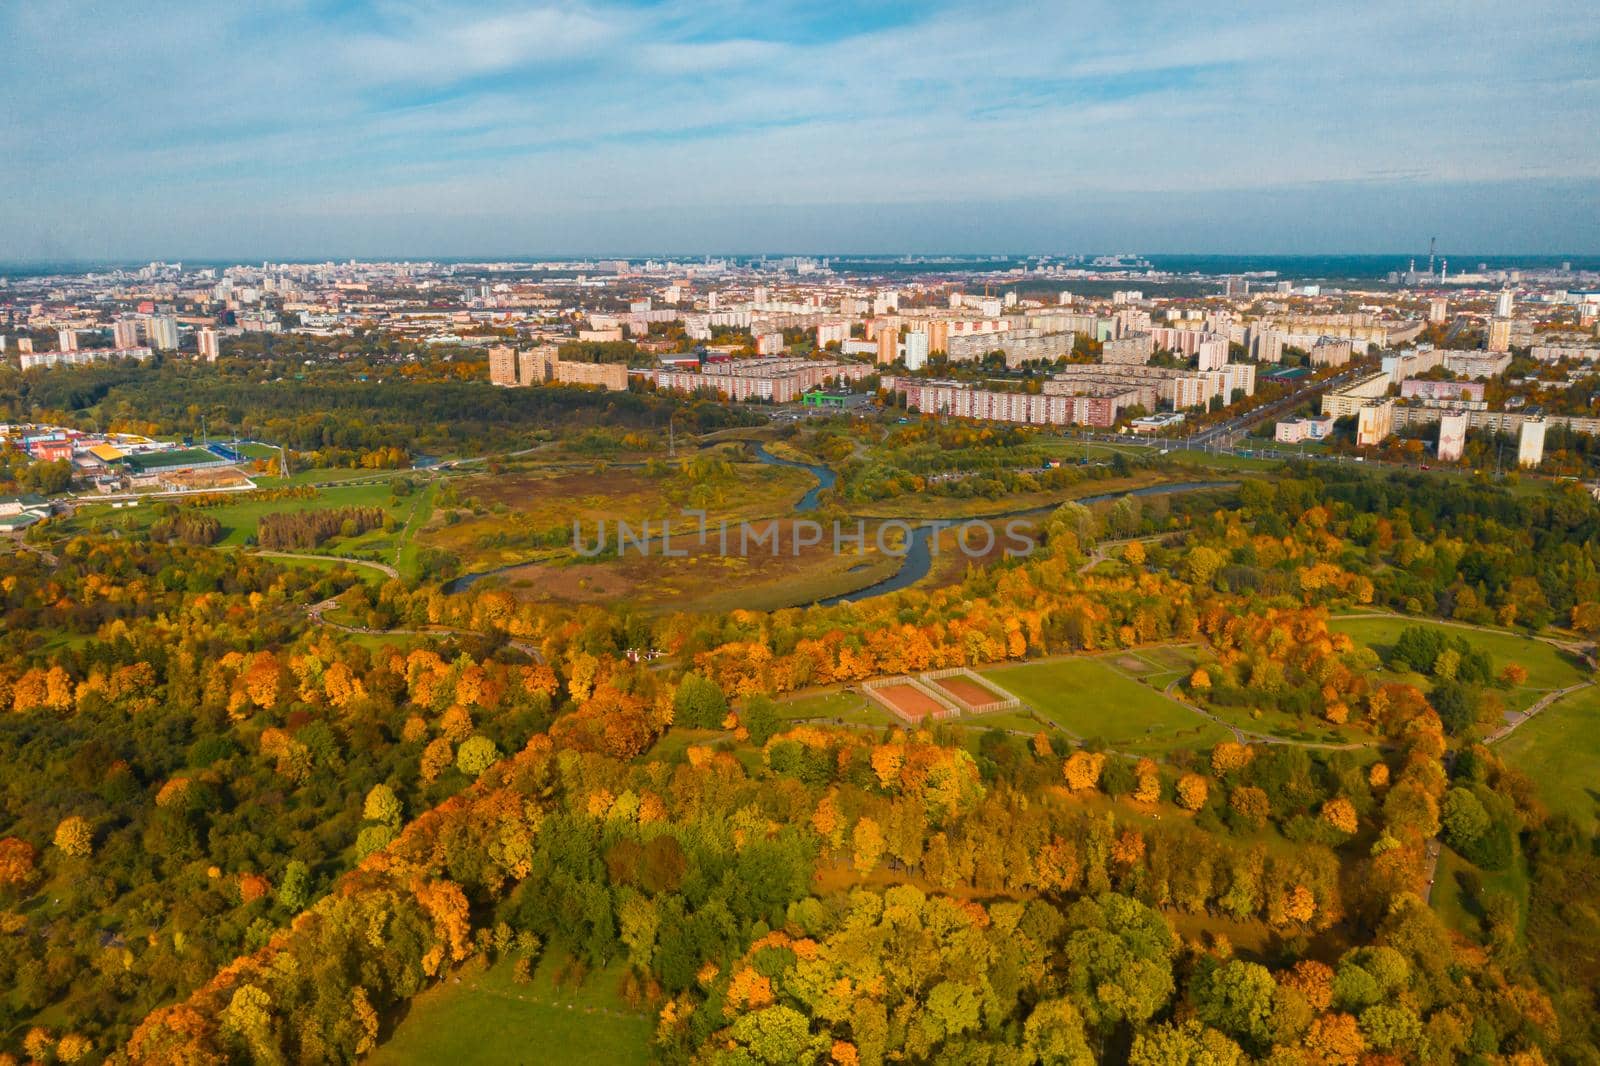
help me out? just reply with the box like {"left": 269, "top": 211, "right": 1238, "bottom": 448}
{"left": 446, "top": 441, "right": 1235, "bottom": 605}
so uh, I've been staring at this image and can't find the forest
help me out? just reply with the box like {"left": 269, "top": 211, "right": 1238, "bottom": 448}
{"left": 0, "top": 423, "right": 1598, "bottom": 1064}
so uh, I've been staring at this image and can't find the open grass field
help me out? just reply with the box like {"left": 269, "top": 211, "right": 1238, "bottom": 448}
{"left": 421, "top": 461, "right": 815, "bottom": 573}
{"left": 777, "top": 690, "right": 895, "bottom": 727}
{"left": 871, "top": 682, "right": 949, "bottom": 723}
{"left": 367, "top": 956, "right": 650, "bottom": 1066}
{"left": 1328, "top": 615, "right": 1585, "bottom": 692}
{"left": 959, "top": 709, "right": 1044, "bottom": 734}
{"left": 1497, "top": 684, "right": 1600, "bottom": 834}
{"left": 1199, "top": 700, "right": 1370, "bottom": 746}
{"left": 67, "top": 479, "right": 412, "bottom": 551}
{"left": 980, "top": 656, "right": 1231, "bottom": 754}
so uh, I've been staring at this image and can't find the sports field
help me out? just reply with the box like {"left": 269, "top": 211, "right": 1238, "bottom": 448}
{"left": 980, "top": 656, "right": 1230, "bottom": 754}
{"left": 932, "top": 674, "right": 1006, "bottom": 708}
{"left": 124, "top": 446, "right": 227, "bottom": 472}
{"left": 871, "top": 682, "right": 948, "bottom": 723}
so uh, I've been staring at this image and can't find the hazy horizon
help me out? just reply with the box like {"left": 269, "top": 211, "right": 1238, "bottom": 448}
{"left": 6, "top": 1, "right": 1599, "bottom": 260}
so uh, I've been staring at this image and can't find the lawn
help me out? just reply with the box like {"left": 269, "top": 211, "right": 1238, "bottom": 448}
{"left": 1432, "top": 846, "right": 1529, "bottom": 946}
{"left": 1496, "top": 684, "right": 1600, "bottom": 834}
{"left": 1327, "top": 615, "right": 1585, "bottom": 692}
{"left": 367, "top": 956, "right": 651, "bottom": 1066}
{"left": 980, "top": 656, "right": 1230, "bottom": 755}
{"left": 67, "top": 480, "right": 412, "bottom": 551}
{"left": 777, "top": 690, "right": 895, "bottom": 727}
{"left": 1200, "top": 701, "right": 1369, "bottom": 746}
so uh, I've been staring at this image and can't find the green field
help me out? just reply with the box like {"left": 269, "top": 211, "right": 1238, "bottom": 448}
{"left": 1497, "top": 684, "right": 1600, "bottom": 834}
{"left": 1432, "top": 846, "right": 1529, "bottom": 946}
{"left": 368, "top": 956, "right": 650, "bottom": 1066}
{"left": 1327, "top": 615, "right": 1585, "bottom": 692}
{"left": 981, "top": 656, "right": 1230, "bottom": 755}
{"left": 777, "top": 689, "right": 895, "bottom": 726}
{"left": 124, "top": 446, "right": 225, "bottom": 472}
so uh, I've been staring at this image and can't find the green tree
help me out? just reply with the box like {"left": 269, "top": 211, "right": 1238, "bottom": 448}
{"left": 456, "top": 735, "right": 500, "bottom": 778}
{"left": 1440, "top": 788, "right": 1490, "bottom": 850}
{"left": 1192, "top": 959, "right": 1277, "bottom": 1051}
{"left": 277, "top": 860, "right": 311, "bottom": 913}
{"left": 673, "top": 671, "right": 729, "bottom": 728}
{"left": 1128, "top": 1020, "right": 1245, "bottom": 1066}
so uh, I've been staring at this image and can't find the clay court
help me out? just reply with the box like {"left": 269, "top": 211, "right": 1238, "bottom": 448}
{"left": 871, "top": 683, "right": 948, "bottom": 724}
{"left": 933, "top": 674, "right": 1004, "bottom": 708}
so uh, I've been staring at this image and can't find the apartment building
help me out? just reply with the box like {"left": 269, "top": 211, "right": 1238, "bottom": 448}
{"left": 1321, "top": 371, "right": 1391, "bottom": 418}
{"left": 1101, "top": 333, "right": 1154, "bottom": 365}
{"left": 885, "top": 378, "right": 1136, "bottom": 428}
{"left": 654, "top": 358, "right": 870, "bottom": 403}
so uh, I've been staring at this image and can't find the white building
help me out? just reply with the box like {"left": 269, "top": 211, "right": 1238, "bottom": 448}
{"left": 112, "top": 319, "right": 142, "bottom": 348}
{"left": 147, "top": 315, "right": 180, "bottom": 351}
{"left": 1518, "top": 418, "right": 1547, "bottom": 468}
{"left": 1436, "top": 413, "right": 1468, "bottom": 462}
{"left": 902, "top": 331, "right": 929, "bottom": 371}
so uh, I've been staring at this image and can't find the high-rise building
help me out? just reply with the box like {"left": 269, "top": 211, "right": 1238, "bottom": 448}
{"left": 1356, "top": 399, "right": 1395, "bottom": 447}
{"left": 1517, "top": 418, "right": 1547, "bottom": 468}
{"left": 1436, "top": 413, "right": 1468, "bottom": 462}
{"left": 57, "top": 329, "right": 79, "bottom": 352}
{"left": 147, "top": 315, "right": 180, "bottom": 351}
{"left": 1427, "top": 298, "right": 1448, "bottom": 324}
{"left": 488, "top": 344, "right": 520, "bottom": 386}
{"left": 112, "top": 318, "right": 142, "bottom": 348}
{"left": 1495, "top": 289, "right": 1515, "bottom": 318}
{"left": 903, "top": 330, "right": 929, "bottom": 371}
{"left": 197, "top": 328, "right": 221, "bottom": 361}
{"left": 1486, "top": 318, "right": 1512, "bottom": 353}
{"left": 876, "top": 327, "right": 899, "bottom": 366}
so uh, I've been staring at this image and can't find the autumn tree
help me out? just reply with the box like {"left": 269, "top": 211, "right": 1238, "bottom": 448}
{"left": 1176, "top": 774, "right": 1209, "bottom": 811}
{"left": 1064, "top": 751, "right": 1106, "bottom": 792}
{"left": 54, "top": 816, "right": 93, "bottom": 858}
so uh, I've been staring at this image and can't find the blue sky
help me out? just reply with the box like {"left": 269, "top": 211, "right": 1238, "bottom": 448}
{"left": 4, "top": 0, "right": 1598, "bottom": 258}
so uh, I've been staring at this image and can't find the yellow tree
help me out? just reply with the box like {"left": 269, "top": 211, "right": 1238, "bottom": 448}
{"left": 54, "top": 816, "right": 93, "bottom": 858}
{"left": 851, "top": 817, "right": 885, "bottom": 876}
{"left": 1063, "top": 751, "right": 1105, "bottom": 791}
{"left": 1176, "top": 774, "right": 1209, "bottom": 811}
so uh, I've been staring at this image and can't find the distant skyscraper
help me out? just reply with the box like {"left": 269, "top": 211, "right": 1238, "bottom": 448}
{"left": 112, "top": 318, "right": 142, "bottom": 348}
{"left": 1427, "top": 298, "right": 1448, "bottom": 324}
{"left": 147, "top": 315, "right": 180, "bottom": 351}
{"left": 197, "top": 328, "right": 221, "bottom": 361}
{"left": 1495, "top": 289, "right": 1514, "bottom": 318}
{"left": 57, "top": 329, "right": 79, "bottom": 352}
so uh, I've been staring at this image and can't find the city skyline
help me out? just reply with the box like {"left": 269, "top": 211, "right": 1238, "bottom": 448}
{"left": 6, "top": 0, "right": 1600, "bottom": 259}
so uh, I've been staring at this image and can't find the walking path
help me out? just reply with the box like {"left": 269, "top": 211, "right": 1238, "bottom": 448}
{"left": 256, "top": 549, "right": 399, "bottom": 580}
